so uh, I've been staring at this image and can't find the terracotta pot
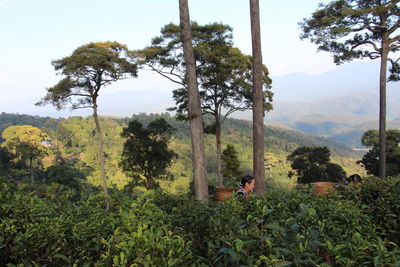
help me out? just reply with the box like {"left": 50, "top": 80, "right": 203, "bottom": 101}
{"left": 312, "top": 182, "right": 337, "bottom": 195}
{"left": 215, "top": 187, "right": 236, "bottom": 201}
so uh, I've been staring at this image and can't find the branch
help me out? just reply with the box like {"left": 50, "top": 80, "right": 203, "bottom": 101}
{"left": 389, "top": 44, "right": 400, "bottom": 50}
{"left": 387, "top": 20, "right": 400, "bottom": 36}
{"left": 149, "top": 66, "right": 185, "bottom": 86}
{"left": 72, "top": 105, "right": 93, "bottom": 110}
{"left": 388, "top": 34, "right": 400, "bottom": 44}
{"left": 352, "top": 40, "right": 380, "bottom": 52}
{"left": 368, "top": 52, "right": 381, "bottom": 60}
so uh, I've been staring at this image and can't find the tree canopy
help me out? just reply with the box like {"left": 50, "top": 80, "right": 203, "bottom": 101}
{"left": 135, "top": 22, "right": 272, "bottom": 187}
{"left": 300, "top": 0, "right": 400, "bottom": 178}
{"left": 358, "top": 129, "right": 400, "bottom": 177}
{"left": 1, "top": 125, "right": 49, "bottom": 182}
{"left": 287, "top": 146, "right": 347, "bottom": 184}
{"left": 37, "top": 41, "right": 137, "bottom": 110}
{"left": 37, "top": 41, "right": 138, "bottom": 209}
{"left": 221, "top": 144, "right": 243, "bottom": 186}
{"left": 120, "top": 118, "right": 177, "bottom": 190}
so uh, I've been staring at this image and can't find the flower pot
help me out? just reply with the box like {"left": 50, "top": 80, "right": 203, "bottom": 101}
{"left": 312, "top": 182, "right": 337, "bottom": 195}
{"left": 215, "top": 187, "right": 235, "bottom": 201}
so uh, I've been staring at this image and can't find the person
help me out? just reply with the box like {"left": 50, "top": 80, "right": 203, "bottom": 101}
{"left": 236, "top": 175, "right": 255, "bottom": 198}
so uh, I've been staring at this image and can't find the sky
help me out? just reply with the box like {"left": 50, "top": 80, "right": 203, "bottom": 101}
{"left": 0, "top": 0, "right": 336, "bottom": 118}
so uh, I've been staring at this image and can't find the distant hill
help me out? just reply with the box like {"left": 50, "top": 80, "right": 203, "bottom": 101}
{"left": 0, "top": 112, "right": 61, "bottom": 142}
{"left": 329, "top": 118, "right": 400, "bottom": 148}
{"left": 230, "top": 61, "right": 400, "bottom": 147}
{"left": 0, "top": 112, "right": 365, "bottom": 189}
{"left": 126, "top": 113, "right": 361, "bottom": 158}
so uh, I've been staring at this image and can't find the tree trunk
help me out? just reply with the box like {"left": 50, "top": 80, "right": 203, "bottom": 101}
{"left": 146, "top": 177, "right": 153, "bottom": 190}
{"left": 378, "top": 44, "right": 389, "bottom": 179}
{"left": 93, "top": 103, "right": 110, "bottom": 210}
{"left": 179, "top": 0, "right": 209, "bottom": 201}
{"left": 249, "top": 0, "right": 266, "bottom": 194}
{"left": 215, "top": 118, "right": 223, "bottom": 187}
{"left": 29, "top": 156, "right": 34, "bottom": 184}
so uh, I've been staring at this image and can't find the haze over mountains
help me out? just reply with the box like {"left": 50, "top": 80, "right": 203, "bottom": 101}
{"left": 230, "top": 61, "right": 399, "bottom": 148}
{"left": 265, "top": 61, "right": 400, "bottom": 148}
{"left": 11, "top": 61, "right": 399, "bottom": 148}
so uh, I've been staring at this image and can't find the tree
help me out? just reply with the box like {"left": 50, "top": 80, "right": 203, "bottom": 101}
{"left": 135, "top": 22, "right": 272, "bottom": 187}
{"left": 358, "top": 129, "right": 400, "bottom": 177}
{"left": 0, "top": 147, "right": 14, "bottom": 176}
{"left": 249, "top": 0, "right": 267, "bottom": 194}
{"left": 1, "top": 125, "right": 49, "bottom": 183}
{"left": 120, "top": 119, "right": 177, "bottom": 190}
{"left": 265, "top": 152, "right": 279, "bottom": 177}
{"left": 37, "top": 41, "right": 137, "bottom": 209}
{"left": 178, "top": 0, "right": 209, "bottom": 201}
{"left": 300, "top": 0, "right": 400, "bottom": 178}
{"left": 287, "top": 146, "right": 347, "bottom": 184}
{"left": 221, "top": 144, "right": 243, "bottom": 186}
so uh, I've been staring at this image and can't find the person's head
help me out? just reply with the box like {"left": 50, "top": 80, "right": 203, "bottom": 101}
{"left": 239, "top": 175, "right": 255, "bottom": 192}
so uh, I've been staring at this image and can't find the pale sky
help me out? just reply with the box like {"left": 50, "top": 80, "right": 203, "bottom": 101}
{"left": 0, "top": 0, "right": 335, "bottom": 117}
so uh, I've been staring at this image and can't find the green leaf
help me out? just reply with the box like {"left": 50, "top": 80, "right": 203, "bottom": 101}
{"left": 53, "top": 253, "right": 69, "bottom": 262}
{"left": 273, "top": 261, "right": 293, "bottom": 267}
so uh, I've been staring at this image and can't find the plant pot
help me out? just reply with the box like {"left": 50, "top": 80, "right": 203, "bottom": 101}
{"left": 312, "top": 182, "right": 337, "bottom": 195}
{"left": 215, "top": 187, "right": 236, "bottom": 201}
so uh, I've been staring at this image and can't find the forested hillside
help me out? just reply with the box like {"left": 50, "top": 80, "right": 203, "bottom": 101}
{"left": 0, "top": 112, "right": 365, "bottom": 192}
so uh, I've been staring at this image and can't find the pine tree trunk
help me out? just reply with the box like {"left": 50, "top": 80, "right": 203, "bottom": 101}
{"left": 215, "top": 118, "right": 223, "bottom": 187}
{"left": 250, "top": 0, "right": 266, "bottom": 194}
{"left": 378, "top": 43, "right": 388, "bottom": 179}
{"left": 93, "top": 103, "right": 110, "bottom": 210}
{"left": 179, "top": 0, "right": 209, "bottom": 201}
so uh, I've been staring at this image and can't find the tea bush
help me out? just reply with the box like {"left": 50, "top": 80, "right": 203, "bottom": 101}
{"left": 99, "top": 191, "right": 196, "bottom": 266}
{"left": 1, "top": 177, "right": 399, "bottom": 266}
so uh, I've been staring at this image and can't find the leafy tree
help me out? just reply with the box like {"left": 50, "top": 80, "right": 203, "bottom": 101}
{"left": 287, "top": 146, "right": 347, "bottom": 184}
{"left": 1, "top": 125, "right": 49, "bottom": 183}
{"left": 44, "top": 165, "right": 85, "bottom": 190}
{"left": 178, "top": 0, "right": 209, "bottom": 201}
{"left": 358, "top": 129, "right": 400, "bottom": 177}
{"left": 265, "top": 152, "right": 279, "bottom": 177}
{"left": 250, "top": 0, "right": 268, "bottom": 194}
{"left": 0, "top": 146, "right": 14, "bottom": 176}
{"left": 120, "top": 119, "right": 177, "bottom": 190}
{"left": 300, "top": 0, "right": 400, "bottom": 178}
{"left": 135, "top": 22, "right": 272, "bottom": 187}
{"left": 221, "top": 144, "right": 243, "bottom": 186}
{"left": 37, "top": 41, "right": 138, "bottom": 209}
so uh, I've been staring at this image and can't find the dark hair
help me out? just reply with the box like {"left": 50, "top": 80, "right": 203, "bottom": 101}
{"left": 239, "top": 175, "right": 254, "bottom": 188}
{"left": 347, "top": 174, "right": 362, "bottom": 183}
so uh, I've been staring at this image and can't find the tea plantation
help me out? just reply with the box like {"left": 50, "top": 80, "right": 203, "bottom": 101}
{"left": 1, "top": 176, "right": 399, "bottom": 266}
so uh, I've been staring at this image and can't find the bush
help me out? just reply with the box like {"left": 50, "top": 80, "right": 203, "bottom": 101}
{"left": 1, "top": 177, "right": 400, "bottom": 266}
{"left": 100, "top": 191, "right": 196, "bottom": 266}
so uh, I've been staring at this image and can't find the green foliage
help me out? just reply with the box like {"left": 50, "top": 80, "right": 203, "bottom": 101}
{"left": 138, "top": 22, "right": 272, "bottom": 186}
{"left": 222, "top": 144, "right": 243, "bottom": 186}
{"left": 1, "top": 125, "right": 49, "bottom": 182}
{"left": 300, "top": 0, "right": 400, "bottom": 78}
{"left": 358, "top": 129, "right": 400, "bottom": 177}
{"left": 149, "top": 22, "right": 273, "bottom": 119}
{"left": 287, "top": 146, "right": 347, "bottom": 183}
{"left": 0, "top": 182, "right": 114, "bottom": 265}
{"left": 37, "top": 41, "right": 137, "bottom": 110}
{"left": 1, "top": 113, "right": 365, "bottom": 191}
{"left": 120, "top": 119, "right": 177, "bottom": 189}
{"left": 1, "top": 177, "right": 400, "bottom": 265}
{"left": 100, "top": 192, "right": 195, "bottom": 266}
{"left": 2, "top": 125, "right": 49, "bottom": 163}
{"left": 0, "top": 112, "right": 59, "bottom": 143}
{"left": 340, "top": 177, "right": 400, "bottom": 246}
{"left": 0, "top": 146, "right": 14, "bottom": 175}
{"left": 44, "top": 165, "right": 86, "bottom": 189}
